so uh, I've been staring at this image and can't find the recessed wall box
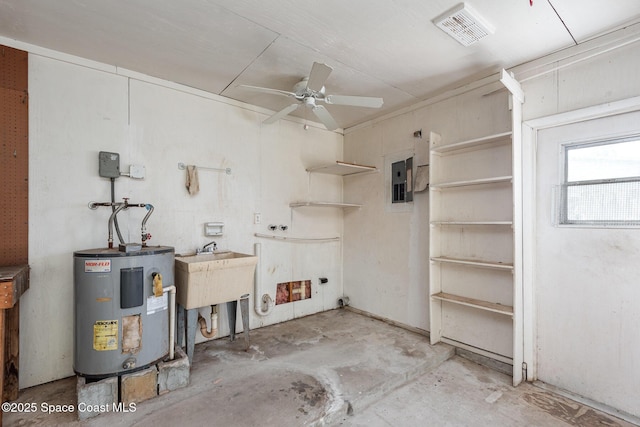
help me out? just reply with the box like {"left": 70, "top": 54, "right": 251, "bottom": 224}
{"left": 204, "top": 222, "right": 224, "bottom": 236}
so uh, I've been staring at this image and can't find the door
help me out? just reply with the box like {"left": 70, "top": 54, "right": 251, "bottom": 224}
{"left": 533, "top": 109, "right": 640, "bottom": 418}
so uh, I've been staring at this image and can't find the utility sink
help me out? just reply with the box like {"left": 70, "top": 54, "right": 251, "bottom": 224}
{"left": 175, "top": 252, "right": 258, "bottom": 309}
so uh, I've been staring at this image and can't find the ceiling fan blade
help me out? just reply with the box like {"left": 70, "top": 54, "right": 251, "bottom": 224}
{"left": 324, "top": 94, "right": 384, "bottom": 108}
{"left": 237, "top": 84, "right": 297, "bottom": 98}
{"left": 312, "top": 105, "right": 339, "bottom": 131}
{"left": 263, "top": 103, "right": 300, "bottom": 124}
{"left": 306, "top": 62, "right": 333, "bottom": 92}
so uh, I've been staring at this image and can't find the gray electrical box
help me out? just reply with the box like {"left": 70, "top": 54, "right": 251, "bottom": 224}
{"left": 391, "top": 157, "right": 413, "bottom": 203}
{"left": 99, "top": 151, "right": 120, "bottom": 178}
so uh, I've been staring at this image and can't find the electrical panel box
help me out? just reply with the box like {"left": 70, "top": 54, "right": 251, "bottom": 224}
{"left": 99, "top": 151, "right": 120, "bottom": 178}
{"left": 392, "top": 160, "right": 406, "bottom": 203}
{"left": 391, "top": 157, "right": 413, "bottom": 203}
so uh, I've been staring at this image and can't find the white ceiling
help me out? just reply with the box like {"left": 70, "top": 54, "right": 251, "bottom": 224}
{"left": 1, "top": 0, "right": 640, "bottom": 129}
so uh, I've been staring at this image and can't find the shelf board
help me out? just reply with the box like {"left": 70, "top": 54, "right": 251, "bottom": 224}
{"left": 289, "top": 201, "right": 362, "bottom": 209}
{"left": 306, "top": 161, "right": 377, "bottom": 176}
{"left": 431, "top": 221, "right": 513, "bottom": 226}
{"left": 430, "top": 256, "right": 513, "bottom": 271}
{"left": 432, "top": 292, "right": 513, "bottom": 316}
{"left": 431, "top": 131, "right": 512, "bottom": 154}
{"left": 430, "top": 176, "right": 512, "bottom": 189}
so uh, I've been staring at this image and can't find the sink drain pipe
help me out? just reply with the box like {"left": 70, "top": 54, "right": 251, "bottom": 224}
{"left": 254, "top": 243, "right": 274, "bottom": 316}
{"left": 198, "top": 306, "right": 218, "bottom": 338}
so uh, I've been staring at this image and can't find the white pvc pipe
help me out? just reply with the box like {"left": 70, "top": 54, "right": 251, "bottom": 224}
{"left": 253, "top": 243, "right": 274, "bottom": 316}
{"left": 163, "top": 285, "right": 176, "bottom": 360}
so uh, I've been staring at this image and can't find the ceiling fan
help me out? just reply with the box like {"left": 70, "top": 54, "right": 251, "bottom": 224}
{"left": 238, "top": 62, "right": 384, "bottom": 131}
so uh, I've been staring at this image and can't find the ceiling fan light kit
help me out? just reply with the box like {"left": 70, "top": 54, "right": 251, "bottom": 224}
{"left": 433, "top": 3, "right": 495, "bottom": 47}
{"left": 238, "top": 62, "right": 384, "bottom": 130}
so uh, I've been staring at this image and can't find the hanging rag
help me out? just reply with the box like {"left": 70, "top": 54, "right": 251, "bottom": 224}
{"left": 186, "top": 165, "right": 200, "bottom": 195}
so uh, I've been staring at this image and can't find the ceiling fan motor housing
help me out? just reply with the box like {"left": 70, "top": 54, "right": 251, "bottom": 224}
{"left": 294, "top": 77, "right": 325, "bottom": 99}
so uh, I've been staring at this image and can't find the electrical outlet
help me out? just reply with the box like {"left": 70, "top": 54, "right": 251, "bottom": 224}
{"left": 254, "top": 213, "right": 261, "bottom": 224}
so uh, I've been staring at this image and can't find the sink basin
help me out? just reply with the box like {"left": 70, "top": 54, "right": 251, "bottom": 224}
{"left": 175, "top": 252, "right": 258, "bottom": 309}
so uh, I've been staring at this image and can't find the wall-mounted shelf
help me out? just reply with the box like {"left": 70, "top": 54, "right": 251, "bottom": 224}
{"left": 431, "top": 221, "right": 513, "bottom": 226}
{"left": 289, "top": 201, "right": 361, "bottom": 209}
{"left": 306, "top": 161, "right": 377, "bottom": 176}
{"left": 430, "top": 256, "right": 513, "bottom": 271}
{"left": 431, "top": 292, "right": 513, "bottom": 316}
{"left": 292, "top": 161, "right": 373, "bottom": 210}
{"left": 430, "top": 176, "right": 512, "bottom": 189}
{"left": 431, "top": 131, "right": 512, "bottom": 154}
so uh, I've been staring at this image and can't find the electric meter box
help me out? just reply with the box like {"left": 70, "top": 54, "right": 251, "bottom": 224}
{"left": 99, "top": 151, "right": 120, "bottom": 178}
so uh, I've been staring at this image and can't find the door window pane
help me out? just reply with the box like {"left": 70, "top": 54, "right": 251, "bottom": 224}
{"left": 562, "top": 138, "right": 640, "bottom": 226}
{"left": 567, "top": 140, "right": 640, "bottom": 182}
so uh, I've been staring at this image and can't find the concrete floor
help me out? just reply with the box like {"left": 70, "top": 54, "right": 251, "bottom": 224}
{"left": 5, "top": 309, "right": 636, "bottom": 426}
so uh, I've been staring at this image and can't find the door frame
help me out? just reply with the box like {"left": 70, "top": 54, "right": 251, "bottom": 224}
{"left": 520, "top": 95, "right": 640, "bottom": 381}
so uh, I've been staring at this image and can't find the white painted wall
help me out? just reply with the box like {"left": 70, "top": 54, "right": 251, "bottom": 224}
{"left": 24, "top": 52, "right": 344, "bottom": 388}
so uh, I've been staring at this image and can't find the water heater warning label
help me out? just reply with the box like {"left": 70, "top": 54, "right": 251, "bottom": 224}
{"left": 147, "top": 293, "right": 168, "bottom": 315}
{"left": 93, "top": 320, "right": 118, "bottom": 351}
{"left": 85, "top": 260, "right": 111, "bottom": 273}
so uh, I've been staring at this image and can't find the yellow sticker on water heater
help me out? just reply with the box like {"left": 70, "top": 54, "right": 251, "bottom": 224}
{"left": 93, "top": 320, "right": 118, "bottom": 351}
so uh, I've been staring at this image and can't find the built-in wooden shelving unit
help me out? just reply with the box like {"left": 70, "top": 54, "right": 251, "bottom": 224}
{"left": 428, "top": 70, "right": 524, "bottom": 385}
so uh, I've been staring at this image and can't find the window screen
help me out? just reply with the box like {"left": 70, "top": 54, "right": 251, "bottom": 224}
{"left": 560, "top": 137, "right": 640, "bottom": 226}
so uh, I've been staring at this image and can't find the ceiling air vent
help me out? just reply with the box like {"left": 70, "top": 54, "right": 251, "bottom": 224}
{"left": 433, "top": 3, "right": 495, "bottom": 47}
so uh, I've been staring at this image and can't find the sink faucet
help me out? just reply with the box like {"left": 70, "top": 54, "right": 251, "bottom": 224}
{"left": 197, "top": 241, "right": 217, "bottom": 254}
